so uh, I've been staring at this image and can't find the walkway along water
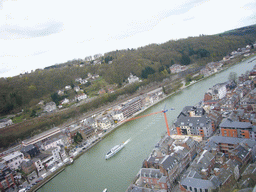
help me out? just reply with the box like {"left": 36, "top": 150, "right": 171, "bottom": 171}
{"left": 38, "top": 56, "right": 256, "bottom": 192}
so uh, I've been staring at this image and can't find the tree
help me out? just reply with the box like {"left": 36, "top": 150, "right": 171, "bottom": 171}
{"left": 196, "top": 49, "right": 210, "bottom": 58}
{"left": 30, "top": 110, "right": 37, "bottom": 117}
{"left": 74, "top": 132, "right": 83, "bottom": 144}
{"left": 180, "top": 54, "right": 191, "bottom": 65}
{"left": 141, "top": 67, "right": 155, "bottom": 79}
{"left": 228, "top": 72, "right": 238, "bottom": 83}
{"left": 185, "top": 74, "right": 192, "bottom": 83}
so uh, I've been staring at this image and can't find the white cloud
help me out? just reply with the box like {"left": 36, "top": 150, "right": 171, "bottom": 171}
{"left": 0, "top": 0, "right": 255, "bottom": 77}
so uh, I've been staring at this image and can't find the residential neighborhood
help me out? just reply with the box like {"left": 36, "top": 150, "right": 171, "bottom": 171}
{"left": 0, "top": 44, "right": 256, "bottom": 192}
{"left": 127, "top": 64, "right": 256, "bottom": 192}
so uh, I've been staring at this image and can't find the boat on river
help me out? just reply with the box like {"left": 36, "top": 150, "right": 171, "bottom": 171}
{"left": 105, "top": 144, "right": 124, "bottom": 159}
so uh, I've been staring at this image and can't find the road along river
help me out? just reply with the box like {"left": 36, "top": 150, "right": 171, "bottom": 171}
{"left": 38, "top": 56, "right": 256, "bottom": 192}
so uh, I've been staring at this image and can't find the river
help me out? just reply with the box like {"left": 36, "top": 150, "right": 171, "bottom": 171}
{"left": 38, "top": 56, "right": 256, "bottom": 192}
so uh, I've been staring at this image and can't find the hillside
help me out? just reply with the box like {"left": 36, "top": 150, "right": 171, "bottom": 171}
{"left": 0, "top": 25, "right": 255, "bottom": 148}
{"left": 1, "top": 25, "right": 255, "bottom": 117}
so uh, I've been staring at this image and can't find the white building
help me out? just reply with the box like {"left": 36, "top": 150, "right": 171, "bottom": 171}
{"left": 32, "top": 158, "right": 45, "bottom": 173}
{"left": 65, "top": 85, "right": 72, "bottom": 90}
{"left": 60, "top": 98, "right": 69, "bottom": 105}
{"left": 0, "top": 119, "right": 13, "bottom": 129}
{"left": 128, "top": 73, "right": 140, "bottom": 84}
{"left": 74, "top": 86, "right": 80, "bottom": 92}
{"left": 112, "top": 111, "right": 124, "bottom": 122}
{"left": 44, "top": 102, "right": 57, "bottom": 113}
{"left": 75, "top": 93, "right": 87, "bottom": 101}
{"left": 80, "top": 79, "right": 88, "bottom": 84}
{"left": 97, "top": 117, "right": 112, "bottom": 130}
{"left": 207, "top": 83, "right": 227, "bottom": 100}
{"left": 43, "top": 138, "right": 64, "bottom": 151}
{"left": 2, "top": 151, "right": 24, "bottom": 170}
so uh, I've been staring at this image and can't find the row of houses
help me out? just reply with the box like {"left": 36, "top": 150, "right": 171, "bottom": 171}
{"left": 0, "top": 86, "right": 166, "bottom": 191}
{"left": 127, "top": 64, "right": 256, "bottom": 191}
{"left": 179, "top": 136, "right": 256, "bottom": 192}
{"left": 127, "top": 135, "right": 198, "bottom": 191}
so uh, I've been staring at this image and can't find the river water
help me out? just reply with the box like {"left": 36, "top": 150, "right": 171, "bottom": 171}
{"left": 38, "top": 56, "right": 256, "bottom": 192}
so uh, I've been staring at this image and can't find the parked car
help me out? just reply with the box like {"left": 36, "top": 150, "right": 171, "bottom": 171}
{"left": 36, "top": 178, "right": 43, "bottom": 183}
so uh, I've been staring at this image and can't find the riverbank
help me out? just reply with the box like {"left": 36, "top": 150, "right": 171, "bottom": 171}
{"left": 32, "top": 167, "right": 65, "bottom": 192}
{"left": 30, "top": 54, "right": 256, "bottom": 192}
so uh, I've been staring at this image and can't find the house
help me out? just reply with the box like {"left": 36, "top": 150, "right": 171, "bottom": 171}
{"left": 97, "top": 117, "right": 112, "bottom": 130}
{"left": 80, "top": 125, "right": 95, "bottom": 140}
{"left": 174, "top": 106, "right": 214, "bottom": 139}
{"left": 128, "top": 73, "right": 140, "bottom": 84}
{"left": 112, "top": 110, "right": 124, "bottom": 122}
{"left": 21, "top": 144, "right": 40, "bottom": 159}
{"left": 142, "top": 135, "right": 198, "bottom": 190}
{"left": 98, "top": 88, "right": 106, "bottom": 95}
{"left": 204, "top": 136, "right": 256, "bottom": 155}
{"left": 0, "top": 118, "right": 13, "bottom": 129}
{"left": 219, "top": 119, "right": 254, "bottom": 139}
{"left": 2, "top": 151, "right": 24, "bottom": 170}
{"left": 121, "top": 97, "right": 142, "bottom": 118}
{"left": 60, "top": 98, "right": 69, "bottom": 105}
{"left": 200, "top": 68, "right": 211, "bottom": 77}
{"left": 31, "top": 153, "right": 51, "bottom": 172}
{"left": 169, "top": 64, "right": 187, "bottom": 74}
{"left": 20, "top": 159, "right": 37, "bottom": 175}
{"left": 180, "top": 171, "right": 217, "bottom": 192}
{"left": 128, "top": 168, "right": 168, "bottom": 191}
{"left": 43, "top": 138, "right": 64, "bottom": 151}
{"left": 75, "top": 93, "right": 87, "bottom": 102}
{"left": 75, "top": 78, "right": 82, "bottom": 83}
{"left": 57, "top": 90, "right": 64, "bottom": 96}
{"left": 65, "top": 85, "right": 72, "bottom": 90}
{"left": 46, "top": 146, "right": 66, "bottom": 162}
{"left": 81, "top": 117, "right": 98, "bottom": 129}
{"left": 208, "top": 83, "right": 227, "bottom": 100}
{"left": 44, "top": 102, "right": 57, "bottom": 113}
{"left": 80, "top": 79, "right": 88, "bottom": 85}
{"left": 0, "top": 163, "right": 16, "bottom": 191}
{"left": 74, "top": 86, "right": 80, "bottom": 92}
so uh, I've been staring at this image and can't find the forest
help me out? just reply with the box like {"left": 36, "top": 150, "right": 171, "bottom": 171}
{"left": 1, "top": 25, "right": 255, "bottom": 117}
{"left": 0, "top": 24, "right": 255, "bottom": 148}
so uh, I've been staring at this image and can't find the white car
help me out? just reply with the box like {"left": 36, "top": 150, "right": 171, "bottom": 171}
{"left": 18, "top": 189, "right": 27, "bottom": 192}
{"left": 41, "top": 173, "right": 47, "bottom": 179}
{"left": 50, "top": 167, "right": 57, "bottom": 173}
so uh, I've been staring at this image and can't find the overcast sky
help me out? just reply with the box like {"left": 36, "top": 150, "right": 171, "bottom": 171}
{"left": 0, "top": 0, "right": 256, "bottom": 77}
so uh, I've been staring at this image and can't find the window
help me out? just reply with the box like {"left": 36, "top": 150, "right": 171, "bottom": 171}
{"left": 190, "top": 187, "right": 192, "bottom": 191}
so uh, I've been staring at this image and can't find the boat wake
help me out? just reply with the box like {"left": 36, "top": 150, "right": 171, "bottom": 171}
{"left": 123, "top": 138, "right": 131, "bottom": 145}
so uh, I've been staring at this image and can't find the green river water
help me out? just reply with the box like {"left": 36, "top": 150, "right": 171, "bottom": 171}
{"left": 38, "top": 56, "right": 256, "bottom": 192}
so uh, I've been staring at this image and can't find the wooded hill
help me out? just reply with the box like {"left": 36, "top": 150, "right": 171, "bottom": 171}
{"left": 0, "top": 24, "right": 256, "bottom": 117}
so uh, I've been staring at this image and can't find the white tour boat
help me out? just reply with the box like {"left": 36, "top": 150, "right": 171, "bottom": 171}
{"left": 105, "top": 144, "right": 124, "bottom": 159}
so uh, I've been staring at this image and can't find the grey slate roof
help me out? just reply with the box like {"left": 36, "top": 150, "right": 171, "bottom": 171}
{"left": 160, "top": 155, "right": 179, "bottom": 170}
{"left": 207, "top": 136, "right": 256, "bottom": 146}
{"left": 180, "top": 177, "right": 216, "bottom": 189}
{"left": 21, "top": 144, "right": 36, "bottom": 153}
{"left": 220, "top": 119, "right": 252, "bottom": 129}
{"left": 139, "top": 168, "right": 163, "bottom": 179}
{"left": 175, "top": 106, "right": 212, "bottom": 129}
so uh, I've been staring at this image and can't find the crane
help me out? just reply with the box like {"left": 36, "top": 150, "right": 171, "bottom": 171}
{"left": 120, "top": 107, "right": 175, "bottom": 136}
